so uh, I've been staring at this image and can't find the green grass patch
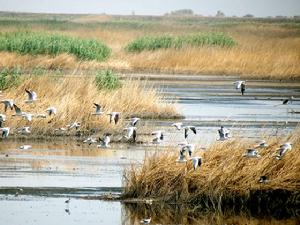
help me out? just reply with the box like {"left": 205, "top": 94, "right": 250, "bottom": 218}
{"left": 125, "top": 33, "right": 236, "bottom": 53}
{"left": 0, "top": 31, "right": 111, "bottom": 61}
{"left": 0, "top": 67, "right": 22, "bottom": 90}
{"left": 94, "top": 70, "right": 121, "bottom": 90}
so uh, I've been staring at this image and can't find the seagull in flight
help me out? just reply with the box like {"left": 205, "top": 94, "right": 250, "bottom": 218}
{"left": 46, "top": 107, "right": 57, "bottom": 116}
{"left": 124, "top": 126, "right": 137, "bottom": 142}
{"left": 83, "top": 137, "right": 97, "bottom": 145}
{"left": 0, "top": 114, "right": 6, "bottom": 126}
{"left": 18, "top": 126, "right": 31, "bottom": 134}
{"left": 67, "top": 122, "right": 81, "bottom": 130}
{"left": 97, "top": 133, "right": 112, "bottom": 148}
{"left": 179, "top": 143, "right": 195, "bottom": 157}
{"left": 243, "top": 149, "right": 261, "bottom": 158}
{"left": 172, "top": 122, "right": 183, "bottom": 130}
{"left": 12, "top": 104, "right": 24, "bottom": 116}
{"left": 276, "top": 142, "right": 292, "bottom": 160}
{"left": 130, "top": 117, "right": 140, "bottom": 126}
{"left": 140, "top": 217, "right": 151, "bottom": 224}
{"left": 0, "top": 127, "right": 10, "bottom": 138}
{"left": 19, "top": 145, "right": 32, "bottom": 150}
{"left": 233, "top": 80, "right": 245, "bottom": 89}
{"left": 282, "top": 96, "right": 294, "bottom": 105}
{"left": 151, "top": 130, "right": 164, "bottom": 144}
{"left": 218, "top": 126, "right": 230, "bottom": 141}
{"left": 108, "top": 112, "right": 120, "bottom": 124}
{"left": 25, "top": 89, "right": 37, "bottom": 103}
{"left": 1, "top": 99, "right": 14, "bottom": 112}
{"left": 184, "top": 126, "right": 197, "bottom": 139}
{"left": 255, "top": 140, "right": 268, "bottom": 148}
{"left": 190, "top": 156, "right": 202, "bottom": 171}
{"left": 92, "top": 103, "right": 103, "bottom": 115}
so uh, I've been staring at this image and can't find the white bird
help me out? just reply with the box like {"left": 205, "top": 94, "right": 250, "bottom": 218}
{"left": 67, "top": 122, "right": 81, "bottom": 130}
{"left": 107, "top": 112, "right": 120, "bottom": 124}
{"left": 190, "top": 156, "right": 202, "bottom": 171}
{"left": 130, "top": 117, "right": 140, "bottom": 126}
{"left": 54, "top": 127, "right": 67, "bottom": 132}
{"left": 97, "top": 133, "right": 112, "bottom": 148}
{"left": 151, "top": 130, "right": 164, "bottom": 144}
{"left": 233, "top": 80, "right": 245, "bottom": 89}
{"left": 259, "top": 175, "right": 269, "bottom": 184}
{"left": 45, "top": 107, "right": 57, "bottom": 116}
{"left": 18, "top": 126, "right": 31, "bottom": 134}
{"left": 184, "top": 126, "right": 197, "bottom": 139}
{"left": 12, "top": 104, "right": 25, "bottom": 116}
{"left": 243, "top": 149, "right": 261, "bottom": 158}
{"left": 276, "top": 142, "right": 292, "bottom": 160}
{"left": 179, "top": 143, "right": 195, "bottom": 157}
{"left": 282, "top": 96, "right": 294, "bottom": 105}
{"left": 124, "top": 126, "right": 137, "bottom": 141}
{"left": 255, "top": 140, "right": 268, "bottom": 148}
{"left": 25, "top": 89, "right": 37, "bottom": 103}
{"left": 83, "top": 137, "right": 97, "bottom": 145}
{"left": 172, "top": 122, "right": 183, "bottom": 130}
{"left": 1, "top": 99, "right": 14, "bottom": 112}
{"left": 22, "top": 113, "right": 33, "bottom": 122}
{"left": 19, "top": 145, "right": 32, "bottom": 150}
{"left": 0, "top": 127, "right": 10, "bottom": 138}
{"left": 140, "top": 217, "right": 151, "bottom": 224}
{"left": 36, "top": 113, "right": 47, "bottom": 118}
{"left": 176, "top": 153, "right": 187, "bottom": 163}
{"left": 218, "top": 126, "right": 230, "bottom": 140}
{"left": 0, "top": 114, "right": 6, "bottom": 122}
{"left": 92, "top": 103, "right": 103, "bottom": 115}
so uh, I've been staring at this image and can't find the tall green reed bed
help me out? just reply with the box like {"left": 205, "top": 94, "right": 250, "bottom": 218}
{"left": 125, "top": 33, "right": 236, "bottom": 53}
{"left": 0, "top": 31, "right": 111, "bottom": 61}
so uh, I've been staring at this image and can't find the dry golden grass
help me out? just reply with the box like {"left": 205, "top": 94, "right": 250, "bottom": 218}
{"left": 123, "top": 131, "right": 300, "bottom": 204}
{"left": 1, "top": 75, "right": 178, "bottom": 135}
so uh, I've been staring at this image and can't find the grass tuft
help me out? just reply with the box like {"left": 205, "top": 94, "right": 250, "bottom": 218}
{"left": 0, "top": 67, "right": 22, "bottom": 90}
{"left": 94, "top": 69, "right": 121, "bottom": 90}
{"left": 0, "top": 31, "right": 111, "bottom": 61}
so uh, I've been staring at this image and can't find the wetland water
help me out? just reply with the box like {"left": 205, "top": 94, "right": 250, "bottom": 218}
{"left": 1, "top": 75, "right": 300, "bottom": 224}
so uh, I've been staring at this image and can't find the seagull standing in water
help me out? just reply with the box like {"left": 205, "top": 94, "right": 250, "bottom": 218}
{"left": 276, "top": 142, "right": 292, "bottom": 160}
{"left": 92, "top": 103, "right": 103, "bottom": 115}
{"left": 108, "top": 112, "right": 120, "bottom": 124}
{"left": 97, "top": 133, "right": 112, "bottom": 148}
{"left": 25, "top": 89, "right": 37, "bottom": 103}
{"left": 0, "top": 127, "right": 10, "bottom": 138}
{"left": 190, "top": 156, "right": 202, "bottom": 171}
{"left": 1, "top": 99, "right": 14, "bottom": 112}
{"left": 151, "top": 130, "right": 164, "bottom": 144}
{"left": 243, "top": 149, "right": 261, "bottom": 158}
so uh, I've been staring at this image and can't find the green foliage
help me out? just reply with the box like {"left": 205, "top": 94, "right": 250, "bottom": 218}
{"left": 94, "top": 70, "right": 121, "bottom": 90}
{"left": 0, "top": 31, "right": 111, "bottom": 61}
{"left": 0, "top": 67, "right": 22, "bottom": 90}
{"left": 125, "top": 33, "right": 236, "bottom": 53}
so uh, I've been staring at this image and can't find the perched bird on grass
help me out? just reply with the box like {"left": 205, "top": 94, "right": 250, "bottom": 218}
{"left": 243, "top": 149, "right": 261, "bottom": 158}
{"left": 276, "top": 142, "right": 292, "bottom": 160}
{"left": 92, "top": 103, "right": 103, "bottom": 115}
{"left": 108, "top": 112, "right": 120, "bottom": 124}
{"left": 25, "top": 89, "right": 37, "bottom": 103}
{"left": 1, "top": 99, "right": 14, "bottom": 112}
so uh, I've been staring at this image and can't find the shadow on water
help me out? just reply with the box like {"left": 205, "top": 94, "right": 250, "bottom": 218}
{"left": 122, "top": 202, "right": 300, "bottom": 225}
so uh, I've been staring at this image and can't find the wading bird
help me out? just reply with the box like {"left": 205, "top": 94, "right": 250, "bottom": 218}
{"left": 1, "top": 99, "right": 14, "bottom": 112}
{"left": 25, "top": 89, "right": 37, "bottom": 103}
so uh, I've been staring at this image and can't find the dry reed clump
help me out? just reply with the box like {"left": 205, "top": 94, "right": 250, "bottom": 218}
{"left": 123, "top": 132, "right": 300, "bottom": 205}
{"left": 1, "top": 75, "right": 178, "bottom": 135}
